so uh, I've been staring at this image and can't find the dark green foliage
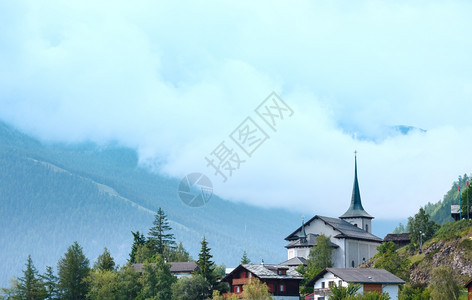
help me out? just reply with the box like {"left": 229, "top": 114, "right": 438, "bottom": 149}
{"left": 354, "top": 292, "right": 391, "bottom": 300}
{"left": 171, "top": 275, "right": 211, "bottom": 300}
{"left": 429, "top": 265, "right": 460, "bottom": 300}
{"left": 240, "top": 251, "right": 250, "bottom": 264}
{"left": 85, "top": 270, "right": 120, "bottom": 300}
{"left": 134, "top": 243, "right": 155, "bottom": 264}
{"left": 148, "top": 208, "right": 176, "bottom": 256}
{"left": 57, "top": 242, "right": 90, "bottom": 300}
{"left": 129, "top": 231, "right": 146, "bottom": 264}
{"left": 460, "top": 184, "right": 472, "bottom": 219}
{"left": 196, "top": 237, "right": 216, "bottom": 287}
{"left": 297, "top": 234, "right": 333, "bottom": 295}
{"left": 374, "top": 242, "right": 410, "bottom": 281}
{"left": 407, "top": 208, "right": 439, "bottom": 251}
{"left": 329, "top": 283, "right": 360, "bottom": 299}
{"left": 117, "top": 265, "right": 141, "bottom": 299}
{"left": 17, "top": 255, "right": 47, "bottom": 299}
{"left": 424, "top": 174, "right": 470, "bottom": 224}
{"left": 93, "top": 248, "right": 115, "bottom": 271}
{"left": 398, "top": 283, "right": 430, "bottom": 300}
{"left": 138, "top": 255, "right": 176, "bottom": 300}
{"left": 40, "top": 266, "right": 59, "bottom": 300}
{"left": 433, "top": 219, "right": 471, "bottom": 241}
{"left": 165, "top": 242, "right": 192, "bottom": 263}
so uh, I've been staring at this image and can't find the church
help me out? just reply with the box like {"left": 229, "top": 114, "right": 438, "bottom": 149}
{"left": 282, "top": 155, "right": 382, "bottom": 268}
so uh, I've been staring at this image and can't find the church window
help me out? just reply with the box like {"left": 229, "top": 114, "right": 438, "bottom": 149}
{"left": 352, "top": 260, "right": 355, "bottom": 267}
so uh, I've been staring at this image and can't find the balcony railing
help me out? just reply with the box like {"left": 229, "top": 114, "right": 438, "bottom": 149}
{"left": 232, "top": 278, "right": 250, "bottom": 285}
{"left": 313, "top": 288, "right": 331, "bottom": 295}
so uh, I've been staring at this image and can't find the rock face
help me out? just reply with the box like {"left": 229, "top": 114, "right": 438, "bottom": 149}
{"left": 410, "top": 238, "right": 472, "bottom": 284}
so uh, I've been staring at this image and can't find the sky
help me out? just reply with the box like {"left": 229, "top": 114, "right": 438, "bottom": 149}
{"left": 1, "top": 0, "right": 472, "bottom": 220}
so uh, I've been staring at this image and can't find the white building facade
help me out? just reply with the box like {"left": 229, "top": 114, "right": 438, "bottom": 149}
{"left": 284, "top": 155, "right": 382, "bottom": 268}
{"left": 309, "top": 268, "right": 405, "bottom": 300}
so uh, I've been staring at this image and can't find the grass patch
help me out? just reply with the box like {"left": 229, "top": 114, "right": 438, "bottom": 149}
{"left": 409, "top": 253, "right": 424, "bottom": 265}
{"left": 434, "top": 219, "right": 472, "bottom": 241}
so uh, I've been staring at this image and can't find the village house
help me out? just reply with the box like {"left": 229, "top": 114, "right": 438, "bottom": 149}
{"left": 383, "top": 233, "right": 410, "bottom": 249}
{"left": 307, "top": 268, "right": 405, "bottom": 300}
{"left": 132, "top": 261, "right": 199, "bottom": 278}
{"left": 221, "top": 263, "right": 303, "bottom": 299}
{"left": 283, "top": 155, "right": 383, "bottom": 268}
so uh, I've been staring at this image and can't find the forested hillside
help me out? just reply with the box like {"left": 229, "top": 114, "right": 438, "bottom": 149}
{"left": 424, "top": 174, "right": 470, "bottom": 224}
{"left": 0, "top": 122, "right": 300, "bottom": 286}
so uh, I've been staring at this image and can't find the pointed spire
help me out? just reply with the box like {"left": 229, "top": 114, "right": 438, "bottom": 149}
{"left": 299, "top": 217, "right": 307, "bottom": 243}
{"left": 340, "top": 152, "right": 373, "bottom": 219}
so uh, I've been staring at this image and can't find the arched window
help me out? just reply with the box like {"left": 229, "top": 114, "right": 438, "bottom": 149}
{"left": 351, "top": 260, "right": 355, "bottom": 267}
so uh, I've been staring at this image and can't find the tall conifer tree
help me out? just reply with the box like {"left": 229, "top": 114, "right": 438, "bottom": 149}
{"left": 196, "top": 236, "right": 216, "bottom": 285}
{"left": 57, "top": 242, "right": 90, "bottom": 299}
{"left": 148, "top": 208, "right": 176, "bottom": 255}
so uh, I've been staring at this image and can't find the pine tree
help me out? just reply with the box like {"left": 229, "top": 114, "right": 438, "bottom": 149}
{"left": 57, "top": 241, "right": 90, "bottom": 299}
{"left": 166, "top": 242, "right": 192, "bottom": 262}
{"left": 138, "top": 255, "right": 176, "bottom": 300}
{"left": 93, "top": 247, "right": 115, "bottom": 271}
{"left": 129, "top": 231, "right": 146, "bottom": 263}
{"left": 17, "top": 255, "right": 46, "bottom": 299}
{"left": 148, "top": 208, "right": 176, "bottom": 255}
{"left": 40, "top": 266, "right": 60, "bottom": 299}
{"left": 241, "top": 250, "right": 251, "bottom": 264}
{"left": 196, "top": 236, "right": 216, "bottom": 286}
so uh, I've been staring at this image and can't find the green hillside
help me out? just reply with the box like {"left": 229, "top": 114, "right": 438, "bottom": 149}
{"left": 0, "top": 122, "right": 301, "bottom": 286}
{"left": 424, "top": 174, "right": 470, "bottom": 224}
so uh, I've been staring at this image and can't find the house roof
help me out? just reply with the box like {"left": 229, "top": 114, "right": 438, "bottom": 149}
{"left": 339, "top": 155, "right": 373, "bottom": 219}
{"left": 222, "top": 264, "right": 303, "bottom": 282}
{"left": 285, "top": 233, "right": 340, "bottom": 248}
{"left": 132, "top": 261, "right": 198, "bottom": 273}
{"left": 308, "top": 268, "right": 406, "bottom": 286}
{"left": 465, "top": 278, "right": 472, "bottom": 288}
{"left": 280, "top": 257, "right": 307, "bottom": 267}
{"left": 384, "top": 233, "right": 410, "bottom": 242}
{"left": 285, "top": 215, "right": 382, "bottom": 243}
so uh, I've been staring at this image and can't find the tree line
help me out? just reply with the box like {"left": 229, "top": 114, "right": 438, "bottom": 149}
{"left": 0, "top": 207, "right": 229, "bottom": 300}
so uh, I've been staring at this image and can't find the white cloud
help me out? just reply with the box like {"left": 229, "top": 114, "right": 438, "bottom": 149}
{"left": 1, "top": 0, "right": 472, "bottom": 219}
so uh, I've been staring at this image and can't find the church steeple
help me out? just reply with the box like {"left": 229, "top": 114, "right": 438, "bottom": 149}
{"left": 299, "top": 217, "right": 307, "bottom": 243}
{"left": 340, "top": 152, "right": 373, "bottom": 219}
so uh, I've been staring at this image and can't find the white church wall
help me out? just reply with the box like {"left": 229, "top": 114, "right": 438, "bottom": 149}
{"left": 346, "top": 240, "right": 380, "bottom": 267}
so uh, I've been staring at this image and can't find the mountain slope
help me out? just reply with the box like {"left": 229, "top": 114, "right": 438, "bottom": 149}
{"left": 0, "top": 122, "right": 301, "bottom": 286}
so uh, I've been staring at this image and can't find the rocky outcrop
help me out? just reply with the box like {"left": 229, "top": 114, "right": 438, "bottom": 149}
{"left": 410, "top": 238, "right": 472, "bottom": 284}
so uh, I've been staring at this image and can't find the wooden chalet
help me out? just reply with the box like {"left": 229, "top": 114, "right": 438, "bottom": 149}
{"left": 221, "top": 263, "right": 303, "bottom": 299}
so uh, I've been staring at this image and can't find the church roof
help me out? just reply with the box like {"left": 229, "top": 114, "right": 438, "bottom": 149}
{"left": 339, "top": 154, "right": 373, "bottom": 219}
{"left": 285, "top": 233, "right": 339, "bottom": 248}
{"left": 285, "top": 216, "right": 382, "bottom": 243}
{"left": 280, "top": 257, "right": 307, "bottom": 267}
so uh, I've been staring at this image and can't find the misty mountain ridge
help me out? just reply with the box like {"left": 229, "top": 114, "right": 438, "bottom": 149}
{"left": 0, "top": 121, "right": 305, "bottom": 286}
{"left": 0, "top": 121, "right": 406, "bottom": 287}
